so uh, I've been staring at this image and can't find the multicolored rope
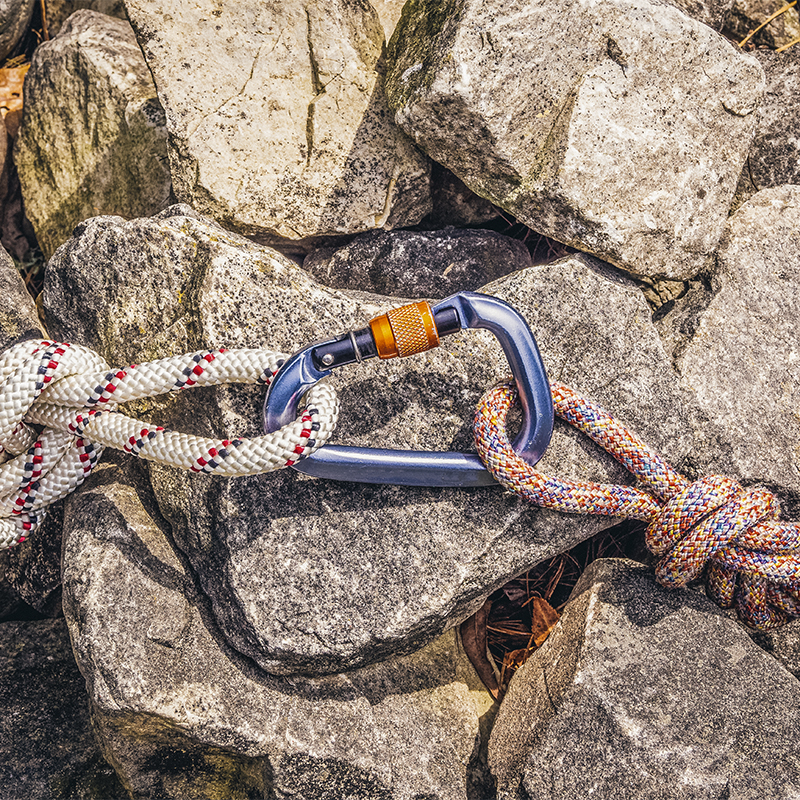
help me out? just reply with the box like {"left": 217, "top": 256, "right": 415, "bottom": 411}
{"left": 474, "top": 379, "right": 800, "bottom": 630}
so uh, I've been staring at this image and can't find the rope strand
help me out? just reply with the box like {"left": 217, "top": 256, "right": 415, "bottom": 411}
{"left": 474, "top": 379, "right": 800, "bottom": 630}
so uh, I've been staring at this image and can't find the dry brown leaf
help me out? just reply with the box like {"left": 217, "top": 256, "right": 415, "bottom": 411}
{"left": 0, "top": 65, "right": 29, "bottom": 119}
{"left": 460, "top": 598, "right": 500, "bottom": 699}
{"left": 530, "top": 596, "right": 560, "bottom": 648}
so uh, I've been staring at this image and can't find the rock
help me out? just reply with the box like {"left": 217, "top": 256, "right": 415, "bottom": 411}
{"left": 488, "top": 558, "right": 800, "bottom": 799}
{"left": 0, "top": 241, "right": 42, "bottom": 349}
{"left": 385, "top": 0, "right": 765, "bottom": 281}
{"left": 668, "top": 186, "right": 800, "bottom": 495}
{"left": 722, "top": 0, "right": 800, "bottom": 49}
{"left": 0, "top": 0, "right": 35, "bottom": 60}
{"left": 61, "top": 453, "right": 496, "bottom": 800}
{"left": 423, "top": 162, "right": 500, "bottom": 228}
{"left": 14, "top": 10, "right": 172, "bottom": 258}
{"left": 0, "top": 617, "right": 127, "bottom": 799}
{"left": 45, "top": 0, "right": 127, "bottom": 37}
{"left": 303, "top": 226, "right": 531, "bottom": 298}
{"left": 42, "top": 205, "right": 697, "bottom": 676}
{"left": 732, "top": 48, "right": 800, "bottom": 209}
{"left": 124, "top": 0, "right": 431, "bottom": 245}
{"left": 747, "top": 619, "right": 800, "bottom": 680}
{"left": 371, "top": 0, "right": 407, "bottom": 39}
{"left": 667, "top": 0, "right": 733, "bottom": 30}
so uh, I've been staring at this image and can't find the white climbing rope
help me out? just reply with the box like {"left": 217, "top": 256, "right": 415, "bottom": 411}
{"left": 0, "top": 339, "right": 339, "bottom": 549}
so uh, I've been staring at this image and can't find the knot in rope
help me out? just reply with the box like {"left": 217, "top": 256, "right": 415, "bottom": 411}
{"left": 0, "top": 339, "right": 339, "bottom": 549}
{"left": 474, "top": 379, "right": 800, "bottom": 630}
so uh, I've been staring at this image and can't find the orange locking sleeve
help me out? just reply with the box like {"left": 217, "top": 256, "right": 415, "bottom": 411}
{"left": 369, "top": 301, "right": 440, "bottom": 359}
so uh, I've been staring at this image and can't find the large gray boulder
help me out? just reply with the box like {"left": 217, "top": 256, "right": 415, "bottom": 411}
{"left": 663, "top": 186, "right": 800, "bottom": 493}
{"left": 14, "top": 10, "right": 171, "bottom": 258}
{"left": 42, "top": 205, "right": 697, "bottom": 676}
{"left": 0, "top": 617, "right": 127, "bottom": 799}
{"left": 733, "top": 48, "right": 800, "bottom": 208}
{"left": 385, "top": 0, "right": 764, "bottom": 281}
{"left": 62, "top": 453, "right": 496, "bottom": 800}
{"left": 488, "top": 559, "right": 800, "bottom": 799}
{"left": 303, "top": 226, "right": 532, "bottom": 298}
{"left": 124, "top": 0, "right": 431, "bottom": 245}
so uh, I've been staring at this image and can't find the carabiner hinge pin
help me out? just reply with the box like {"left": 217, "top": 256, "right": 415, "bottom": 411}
{"left": 311, "top": 302, "right": 461, "bottom": 372}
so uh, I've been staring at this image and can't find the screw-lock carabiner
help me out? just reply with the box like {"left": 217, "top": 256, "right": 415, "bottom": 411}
{"left": 263, "top": 292, "right": 553, "bottom": 487}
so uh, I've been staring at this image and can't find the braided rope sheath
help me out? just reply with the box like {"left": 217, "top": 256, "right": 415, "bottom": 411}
{"left": 0, "top": 340, "right": 339, "bottom": 549}
{"left": 474, "top": 379, "right": 800, "bottom": 630}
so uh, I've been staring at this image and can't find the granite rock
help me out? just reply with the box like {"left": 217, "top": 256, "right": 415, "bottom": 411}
{"left": 733, "top": 48, "right": 800, "bottom": 209}
{"left": 0, "top": 241, "right": 42, "bottom": 349}
{"left": 62, "top": 454, "right": 496, "bottom": 800}
{"left": 0, "top": 0, "right": 35, "bottom": 60}
{"left": 722, "top": 0, "right": 800, "bottom": 49}
{"left": 45, "top": 0, "right": 127, "bottom": 37}
{"left": 0, "top": 617, "right": 127, "bottom": 799}
{"left": 14, "top": 10, "right": 172, "bottom": 258}
{"left": 303, "top": 226, "right": 531, "bottom": 298}
{"left": 667, "top": 0, "right": 734, "bottom": 30}
{"left": 43, "top": 205, "right": 697, "bottom": 676}
{"left": 385, "top": 0, "right": 764, "bottom": 280}
{"left": 488, "top": 558, "right": 800, "bottom": 799}
{"left": 670, "top": 186, "right": 800, "bottom": 494}
{"left": 124, "top": 0, "right": 431, "bottom": 244}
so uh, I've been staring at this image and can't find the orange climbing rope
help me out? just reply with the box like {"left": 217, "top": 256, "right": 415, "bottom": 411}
{"left": 474, "top": 379, "right": 800, "bottom": 630}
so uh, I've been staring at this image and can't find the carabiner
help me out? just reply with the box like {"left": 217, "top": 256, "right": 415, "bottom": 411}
{"left": 263, "top": 291, "right": 554, "bottom": 487}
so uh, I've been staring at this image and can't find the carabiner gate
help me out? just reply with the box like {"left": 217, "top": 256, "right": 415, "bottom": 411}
{"left": 263, "top": 291, "right": 553, "bottom": 487}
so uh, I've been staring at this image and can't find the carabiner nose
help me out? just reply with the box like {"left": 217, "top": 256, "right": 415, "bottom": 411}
{"left": 263, "top": 292, "right": 554, "bottom": 487}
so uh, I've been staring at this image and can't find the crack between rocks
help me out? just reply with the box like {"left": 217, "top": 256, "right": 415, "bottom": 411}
{"left": 305, "top": 9, "right": 322, "bottom": 167}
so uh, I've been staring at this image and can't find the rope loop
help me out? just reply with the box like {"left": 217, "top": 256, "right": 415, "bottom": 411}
{"left": 0, "top": 339, "right": 339, "bottom": 549}
{"left": 474, "top": 379, "right": 800, "bottom": 630}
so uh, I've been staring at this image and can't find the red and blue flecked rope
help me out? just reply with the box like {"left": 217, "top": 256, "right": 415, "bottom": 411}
{"left": 474, "top": 379, "right": 800, "bottom": 630}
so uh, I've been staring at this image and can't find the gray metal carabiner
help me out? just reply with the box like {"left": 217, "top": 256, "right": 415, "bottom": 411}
{"left": 263, "top": 291, "right": 553, "bottom": 487}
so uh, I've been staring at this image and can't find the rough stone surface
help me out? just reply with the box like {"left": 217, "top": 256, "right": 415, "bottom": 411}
{"left": 14, "top": 10, "right": 171, "bottom": 258}
{"left": 45, "top": 0, "right": 127, "bottom": 37}
{"left": 667, "top": 0, "right": 733, "bottom": 30}
{"left": 0, "top": 617, "right": 127, "bottom": 799}
{"left": 488, "top": 558, "right": 800, "bottom": 799}
{"left": 385, "top": 0, "right": 764, "bottom": 281}
{"left": 62, "top": 454, "right": 497, "bottom": 800}
{"left": 722, "top": 0, "right": 800, "bottom": 49}
{"left": 669, "top": 186, "right": 800, "bottom": 495}
{"left": 733, "top": 48, "right": 800, "bottom": 209}
{"left": 303, "top": 226, "right": 531, "bottom": 298}
{"left": 371, "top": 0, "right": 407, "bottom": 39}
{"left": 124, "top": 0, "right": 431, "bottom": 244}
{"left": 0, "top": 0, "right": 35, "bottom": 60}
{"left": 423, "top": 162, "right": 500, "bottom": 228}
{"left": 0, "top": 241, "right": 42, "bottom": 349}
{"left": 748, "top": 618, "right": 800, "bottom": 680}
{"left": 43, "top": 205, "right": 699, "bottom": 676}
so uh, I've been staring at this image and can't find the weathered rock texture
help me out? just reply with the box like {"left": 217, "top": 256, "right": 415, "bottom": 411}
{"left": 733, "top": 48, "right": 800, "bottom": 208}
{"left": 488, "top": 559, "right": 800, "bottom": 799}
{"left": 385, "top": 0, "right": 765, "bottom": 280}
{"left": 303, "top": 226, "right": 531, "bottom": 298}
{"left": 124, "top": 0, "right": 431, "bottom": 244}
{"left": 0, "top": 0, "right": 35, "bottom": 60}
{"left": 722, "top": 0, "right": 800, "bottom": 49}
{"left": 14, "top": 10, "right": 171, "bottom": 258}
{"left": 62, "top": 454, "right": 496, "bottom": 800}
{"left": 0, "top": 617, "right": 127, "bottom": 799}
{"left": 43, "top": 205, "right": 697, "bottom": 676}
{"left": 0, "top": 241, "right": 42, "bottom": 348}
{"left": 668, "top": 0, "right": 733, "bottom": 30}
{"left": 671, "top": 186, "right": 800, "bottom": 494}
{"left": 45, "top": 0, "right": 127, "bottom": 37}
